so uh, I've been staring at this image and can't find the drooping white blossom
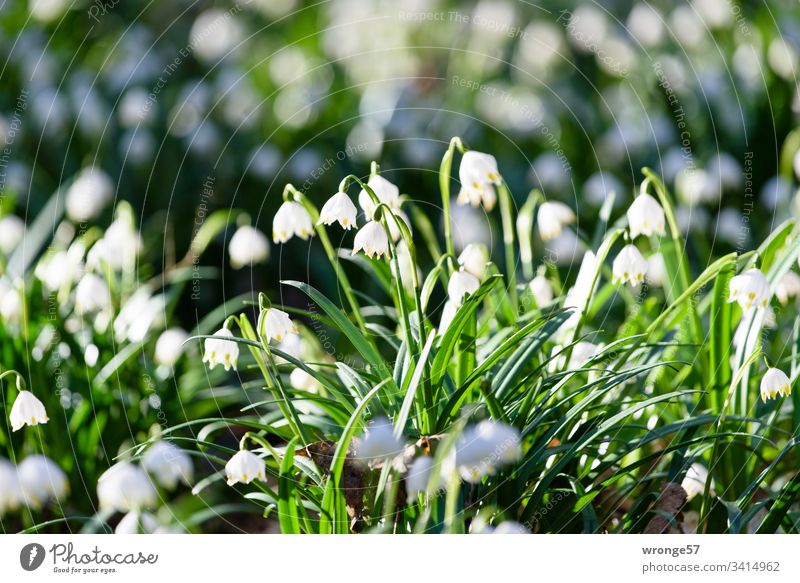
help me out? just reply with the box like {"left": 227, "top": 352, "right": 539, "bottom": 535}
{"left": 760, "top": 367, "right": 792, "bottom": 402}
{"left": 626, "top": 193, "right": 666, "bottom": 238}
{"left": 202, "top": 327, "right": 239, "bottom": 371}
{"left": 355, "top": 417, "right": 404, "bottom": 463}
{"left": 225, "top": 450, "right": 266, "bottom": 486}
{"left": 154, "top": 328, "right": 189, "bottom": 367}
{"left": 97, "top": 461, "right": 157, "bottom": 512}
{"left": 141, "top": 441, "right": 193, "bottom": 490}
{"left": 612, "top": 244, "right": 647, "bottom": 287}
{"left": 74, "top": 273, "right": 112, "bottom": 315}
{"left": 682, "top": 463, "right": 712, "bottom": 500}
{"left": 228, "top": 225, "right": 270, "bottom": 268}
{"left": 273, "top": 201, "right": 314, "bottom": 243}
{"left": 87, "top": 216, "right": 142, "bottom": 271}
{"left": 358, "top": 175, "right": 400, "bottom": 218}
{"left": 529, "top": 275, "right": 554, "bottom": 307}
{"left": 0, "top": 215, "right": 25, "bottom": 255}
{"left": 775, "top": 271, "right": 800, "bottom": 305}
{"left": 729, "top": 268, "right": 770, "bottom": 311}
{"left": 352, "top": 221, "right": 389, "bottom": 259}
{"left": 458, "top": 243, "right": 489, "bottom": 279}
{"left": 259, "top": 307, "right": 297, "bottom": 344}
{"left": 456, "top": 420, "right": 521, "bottom": 483}
{"left": 9, "top": 390, "right": 49, "bottom": 431}
{"left": 114, "top": 511, "right": 159, "bottom": 534}
{"left": 65, "top": 167, "right": 114, "bottom": 222}
{"left": 537, "top": 201, "right": 575, "bottom": 241}
{"left": 457, "top": 151, "right": 501, "bottom": 210}
{"left": 646, "top": 253, "right": 667, "bottom": 287}
{"left": 0, "top": 458, "right": 22, "bottom": 515}
{"left": 17, "top": 455, "right": 69, "bottom": 507}
{"left": 448, "top": 270, "right": 480, "bottom": 306}
{"left": 492, "top": 521, "right": 529, "bottom": 534}
{"left": 439, "top": 300, "right": 459, "bottom": 334}
{"left": 319, "top": 191, "right": 358, "bottom": 230}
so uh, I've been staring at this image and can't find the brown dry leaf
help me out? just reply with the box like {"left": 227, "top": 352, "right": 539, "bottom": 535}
{"left": 644, "top": 482, "right": 687, "bottom": 534}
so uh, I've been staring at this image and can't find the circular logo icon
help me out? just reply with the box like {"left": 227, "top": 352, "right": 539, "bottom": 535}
{"left": 20, "top": 543, "right": 46, "bottom": 571}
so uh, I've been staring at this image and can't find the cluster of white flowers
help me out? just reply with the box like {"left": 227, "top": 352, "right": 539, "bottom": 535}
{"left": 97, "top": 461, "right": 158, "bottom": 513}
{"left": 0, "top": 455, "right": 69, "bottom": 515}
{"left": 457, "top": 151, "right": 501, "bottom": 210}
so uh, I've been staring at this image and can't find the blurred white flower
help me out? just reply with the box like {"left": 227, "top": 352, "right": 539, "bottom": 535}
{"left": 29, "top": 0, "right": 69, "bottom": 22}
{"left": 612, "top": 244, "right": 647, "bottom": 287}
{"left": 448, "top": 270, "right": 480, "bottom": 306}
{"left": 627, "top": 194, "right": 665, "bottom": 239}
{"left": 97, "top": 462, "right": 157, "bottom": 512}
{"left": 0, "top": 458, "right": 22, "bottom": 515}
{"left": 355, "top": 417, "right": 403, "bottom": 463}
{"left": 569, "top": 341, "right": 600, "bottom": 369}
{"left": 775, "top": 271, "right": 800, "bottom": 305}
{"left": 225, "top": 450, "right": 266, "bottom": 486}
{"left": 319, "top": 191, "right": 358, "bottom": 230}
{"left": 228, "top": 225, "right": 270, "bottom": 268}
{"left": 0, "top": 215, "right": 25, "bottom": 255}
{"left": 386, "top": 209, "right": 411, "bottom": 242}
{"left": 114, "top": 289, "right": 165, "bottom": 343}
{"left": 142, "top": 441, "right": 193, "bottom": 490}
{"left": 729, "top": 269, "right": 770, "bottom": 311}
{"left": 74, "top": 273, "right": 111, "bottom": 315}
{"left": 36, "top": 244, "right": 85, "bottom": 292}
{"left": 273, "top": 202, "right": 314, "bottom": 243}
{"left": 390, "top": 239, "right": 419, "bottom": 291}
{"left": 458, "top": 243, "right": 489, "bottom": 279}
{"left": 537, "top": 202, "right": 575, "bottom": 241}
{"left": 352, "top": 221, "right": 389, "bottom": 259}
{"left": 203, "top": 328, "right": 239, "bottom": 371}
{"left": 18, "top": 455, "right": 68, "bottom": 507}
{"left": 646, "top": 253, "right": 667, "bottom": 287}
{"left": 439, "top": 300, "right": 458, "bottom": 334}
{"left": 115, "top": 511, "right": 159, "bottom": 534}
{"left": 65, "top": 168, "right": 114, "bottom": 222}
{"left": 529, "top": 275, "right": 554, "bottom": 307}
{"left": 492, "top": 521, "right": 529, "bottom": 534}
{"left": 260, "top": 307, "right": 297, "bottom": 344}
{"left": 189, "top": 9, "right": 244, "bottom": 63}
{"left": 9, "top": 390, "right": 49, "bottom": 431}
{"left": 456, "top": 420, "right": 521, "bottom": 483}
{"left": 84, "top": 344, "right": 99, "bottom": 367}
{"left": 760, "top": 367, "right": 792, "bottom": 402}
{"left": 682, "top": 463, "right": 711, "bottom": 500}
{"left": 358, "top": 175, "right": 400, "bottom": 219}
{"left": 155, "top": 328, "right": 189, "bottom": 367}
{"left": 405, "top": 456, "right": 437, "bottom": 502}
{"left": 0, "top": 284, "right": 23, "bottom": 325}
{"left": 626, "top": 3, "right": 665, "bottom": 47}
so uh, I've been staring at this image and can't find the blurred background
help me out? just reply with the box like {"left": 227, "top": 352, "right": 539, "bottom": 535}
{"left": 2, "top": 0, "right": 800, "bottom": 319}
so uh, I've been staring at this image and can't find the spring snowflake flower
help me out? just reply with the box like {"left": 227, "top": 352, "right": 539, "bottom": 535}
{"left": 456, "top": 420, "right": 521, "bottom": 483}
{"left": 74, "top": 273, "right": 111, "bottom": 315}
{"left": 457, "top": 151, "right": 501, "bottom": 210}
{"left": 319, "top": 191, "right": 358, "bottom": 229}
{"left": 154, "top": 328, "right": 189, "bottom": 367}
{"left": 529, "top": 275, "right": 554, "bottom": 307}
{"left": 775, "top": 271, "right": 800, "bottom": 305}
{"left": 386, "top": 209, "right": 412, "bottom": 242}
{"left": 36, "top": 244, "right": 85, "bottom": 292}
{"left": 448, "top": 270, "right": 480, "bottom": 306}
{"left": 260, "top": 307, "right": 297, "bottom": 343}
{"left": 355, "top": 417, "right": 404, "bottom": 463}
{"left": 0, "top": 215, "right": 25, "bottom": 255}
{"left": 9, "top": 390, "right": 49, "bottom": 431}
{"left": 405, "top": 456, "right": 437, "bottom": 502}
{"left": 17, "top": 455, "right": 69, "bottom": 507}
{"left": 65, "top": 167, "right": 114, "bottom": 222}
{"left": 646, "top": 253, "right": 667, "bottom": 287}
{"left": 537, "top": 201, "right": 575, "bottom": 241}
{"left": 760, "top": 367, "right": 792, "bottom": 402}
{"left": 0, "top": 458, "right": 22, "bottom": 515}
{"left": 114, "top": 289, "right": 165, "bottom": 343}
{"left": 225, "top": 450, "right": 266, "bottom": 486}
{"left": 98, "top": 462, "right": 157, "bottom": 512}
{"left": 273, "top": 201, "right": 314, "bottom": 243}
{"left": 439, "top": 300, "right": 459, "bottom": 334}
{"left": 626, "top": 193, "right": 666, "bottom": 238}
{"left": 142, "top": 441, "right": 193, "bottom": 490}
{"left": 682, "top": 463, "right": 712, "bottom": 500}
{"left": 358, "top": 175, "right": 400, "bottom": 218}
{"left": 390, "top": 240, "right": 420, "bottom": 291}
{"left": 352, "top": 221, "right": 389, "bottom": 259}
{"left": 115, "top": 511, "right": 159, "bottom": 534}
{"left": 729, "top": 268, "right": 770, "bottom": 311}
{"left": 228, "top": 225, "right": 270, "bottom": 268}
{"left": 492, "top": 521, "right": 529, "bottom": 534}
{"left": 458, "top": 243, "right": 489, "bottom": 279}
{"left": 0, "top": 284, "right": 22, "bottom": 325}
{"left": 612, "top": 244, "right": 647, "bottom": 286}
{"left": 203, "top": 327, "right": 239, "bottom": 371}
{"left": 87, "top": 216, "right": 142, "bottom": 271}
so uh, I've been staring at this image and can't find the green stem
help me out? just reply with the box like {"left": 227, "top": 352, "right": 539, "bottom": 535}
{"left": 498, "top": 181, "right": 518, "bottom": 311}
{"left": 439, "top": 137, "right": 464, "bottom": 274}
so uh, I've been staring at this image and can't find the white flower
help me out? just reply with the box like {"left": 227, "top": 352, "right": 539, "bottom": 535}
{"left": 448, "top": 270, "right": 480, "bottom": 306}
{"left": 458, "top": 243, "right": 489, "bottom": 279}
{"left": 273, "top": 201, "right": 314, "bottom": 243}
{"left": 569, "top": 341, "right": 600, "bottom": 369}
{"left": 352, "top": 221, "right": 389, "bottom": 259}
{"left": 9, "top": 390, "right": 49, "bottom": 431}
{"left": 0, "top": 215, "right": 25, "bottom": 255}
{"left": 776, "top": 271, "right": 800, "bottom": 305}
{"left": 202, "top": 327, "right": 239, "bottom": 371}
{"left": 456, "top": 420, "right": 521, "bottom": 483}
{"left": 260, "top": 307, "right": 297, "bottom": 344}
{"left": 492, "top": 521, "right": 529, "bottom": 534}
{"left": 17, "top": 455, "right": 68, "bottom": 507}
{"left": 439, "top": 300, "right": 459, "bottom": 334}
{"left": 646, "top": 253, "right": 667, "bottom": 287}
{"left": 289, "top": 368, "right": 321, "bottom": 392}
{"left": 537, "top": 202, "right": 575, "bottom": 241}
{"left": 36, "top": 244, "right": 84, "bottom": 291}
{"left": 115, "top": 511, "right": 158, "bottom": 534}
{"left": 390, "top": 240, "right": 420, "bottom": 291}
{"left": 612, "top": 244, "right": 647, "bottom": 286}
{"left": 682, "top": 463, "right": 712, "bottom": 500}
{"left": 155, "top": 328, "right": 189, "bottom": 367}
{"left": 0, "top": 284, "right": 22, "bottom": 325}
{"left": 0, "top": 458, "right": 22, "bottom": 515}
{"left": 74, "top": 273, "right": 111, "bottom": 315}
{"left": 228, "top": 225, "right": 270, "bottom": 268}
{"left": 529, "top": 275, "right": 554, "bottom": 307}
{"left": 358, "top": 175, "right": 400, "bottom": 218}
{"left": 97, "top": 462, "right": 157, "bottom": 512}
{"left": 760, "top": 367, "right": 792, "bottom": 402}
{"left": 457, "top": 151, "right": 500, "bottom": 210}
{"left": 319, "top": 191, "right": 358, "bottom": 229}
{"left": 626, "top": 193, "right": 666, "bottom": 238}
{"left": 558, "top": 251, "right": 598, "bottom": 338}
{"left": 355, "top": 417, "right": 404, "bottom": 463}
{"left": 87, "top": 216, "right": 142, "bottom": 271}
{"left": 405, "top": 456, "right": 437, "bottom": 502}
{"left": 113, "top": 289, "right": 164, "bottom": 343}
{"left": 386, "top": 209, "right": 411, "bottom": 242}
{"left": 729, "top": 268, "right": 770, "bottom": 311}
{"left": 225, "top": 450, "right": 266, "bottom": 485}
{"left": 142, "top": 441, "right": 193, "bottom": 490}
{"left": 65, "top": 167, "right": 114, "bottom": 222}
